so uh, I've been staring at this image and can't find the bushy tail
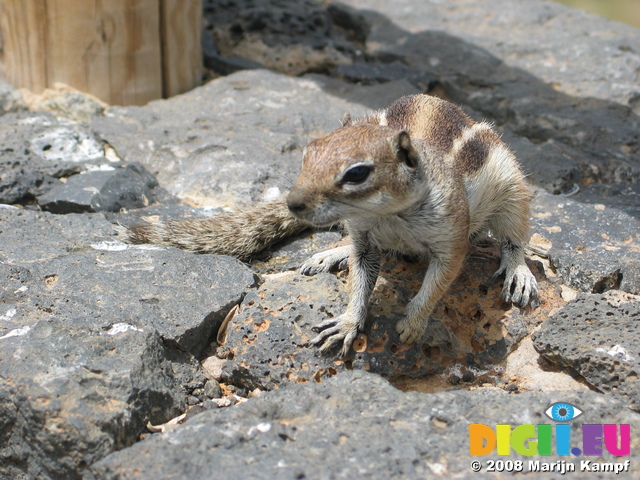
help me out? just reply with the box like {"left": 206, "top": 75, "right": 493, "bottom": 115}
{"left": 115, "top": 196, "right": 308, "bottom": 261}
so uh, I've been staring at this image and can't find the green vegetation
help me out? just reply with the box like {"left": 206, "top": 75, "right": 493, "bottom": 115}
{"left": 555, "top": 0, "right": 640, "bottom": 28}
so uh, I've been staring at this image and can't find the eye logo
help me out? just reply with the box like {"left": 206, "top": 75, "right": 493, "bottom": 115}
{"left": 545, "top": 402, "right": 583, "bottom": 422}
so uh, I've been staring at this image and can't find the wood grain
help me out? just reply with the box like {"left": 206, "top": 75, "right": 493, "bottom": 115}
{"left": 0, "top": 0, "right": 201, "bottom": 105}
{"left": 160, "top": 0, "right": 202, "bottom": 98}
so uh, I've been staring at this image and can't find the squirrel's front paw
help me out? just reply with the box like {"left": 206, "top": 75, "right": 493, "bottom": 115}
{"left": 300, "top": 245, "right": 351, "bottom": 276}
{"left": 309, "top": 314, "right": 359, "bottom": 356}
{"left": 396, "top": 314, "right": 428, "bottom": 344}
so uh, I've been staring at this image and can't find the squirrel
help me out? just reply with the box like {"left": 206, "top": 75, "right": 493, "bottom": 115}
{"left": 117, "top": 94, "right": 539, "bottom": 355}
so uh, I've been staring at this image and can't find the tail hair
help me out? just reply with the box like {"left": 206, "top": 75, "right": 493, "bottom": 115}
{"left": 115, "top": 196, "right": 308, "bottom": 262}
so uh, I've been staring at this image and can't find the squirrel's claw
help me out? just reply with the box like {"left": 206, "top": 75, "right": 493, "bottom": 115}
{"left": 500, "top": 264, "right": 539, "bottom": 310}
{"left": 309, "top": 314, "right": 358, "bottom": 356}
{"left": 300, "top": 245, "right": 351, "bottom": 276}
{"left": 396, "top": 314, "right": 426, "bottom": 345}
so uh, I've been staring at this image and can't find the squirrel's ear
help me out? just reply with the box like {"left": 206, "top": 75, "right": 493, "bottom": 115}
{"left": 392, "top": 130, "right": 418, "bottom": 168}
{"left": 341, "top": 112, "right": 352, "bottom": 126}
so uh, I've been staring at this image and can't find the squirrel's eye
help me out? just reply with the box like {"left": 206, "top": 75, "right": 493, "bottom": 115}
{"left": 341, "top": 165, "right": 372, "bottom": 185}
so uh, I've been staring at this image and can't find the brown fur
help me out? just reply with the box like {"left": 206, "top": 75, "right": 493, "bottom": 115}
{"left": 456, "top": 130, "right": 492, "bottom": 173}
{"left": 382, "top": 95, "right": 475, "bottom": 152}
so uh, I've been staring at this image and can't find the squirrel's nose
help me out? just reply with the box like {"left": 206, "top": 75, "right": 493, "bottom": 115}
{"left": 287, "top": 198, "right": 307, "bottom": 214}
{"left": 286, "top": 191, "right": 308, "bottom": 214}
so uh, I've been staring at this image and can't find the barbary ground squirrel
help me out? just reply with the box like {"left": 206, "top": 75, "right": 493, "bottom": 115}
{"left": 118, "top": 94, "right": 539, "bottom": 355}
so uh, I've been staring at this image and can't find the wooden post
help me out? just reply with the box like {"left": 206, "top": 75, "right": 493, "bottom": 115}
{"left": 0, "top": 0, "right": 202, "bottom": 105}
{"left": 160, "top": 0, "right": 202, "bottom": 98}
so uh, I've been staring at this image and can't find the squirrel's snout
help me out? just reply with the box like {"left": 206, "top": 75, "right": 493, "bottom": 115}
{"left": 286, "top": 191, "right": 308, "bottom": 215}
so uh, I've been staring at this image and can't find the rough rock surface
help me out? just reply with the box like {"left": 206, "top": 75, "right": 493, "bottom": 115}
{"left": 0, "top": 318, "right": 182, "bottom": 480}
{"left": 203, "top": 0, "right": 367, "bottom": 75}
{"left": 0, "top": 208, "right": 257, "bottom": 354}
{"left": 221, "top": 247, "right": 557, "bottom": 391}
{"left": 0, "top": 0, "right": 638, "bottom": 478}
{"left": 0, "top": 208, "right": 257, "bottom": 479}
{"left": 533, "top": 291, "right": 640, "bottom": 410}
{"left": 88, "top": 370, "right": 640, "bottom": 480}
{"left": 531, "top": 190, "right": 640, "bottom": 295}
{"left": 0, "top": 112, "right": 108, "bottom": 205}
{"left": 37, "top": 162, "right": 175, "bottom": 214}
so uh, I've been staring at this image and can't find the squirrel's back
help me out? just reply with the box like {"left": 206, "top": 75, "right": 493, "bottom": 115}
{"left": 375, "top": 95, "right": 532, "bottom": 239}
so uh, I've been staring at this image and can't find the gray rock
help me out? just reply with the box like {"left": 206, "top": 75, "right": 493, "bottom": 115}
{"left": 500, "top": 132, "right": 583, "bottom": 195}
{"left": 28, "top": 120, "right": 104, "bottom": 163}
{"left": 91, "top": 70, "right": 419, "bottom": 208}
{"left": 0, "top": 318, "right": 183, "bottom": 480}
{"left": 530, "top": 190, "right": 640, "bottom": 295}
{"left": 104, "top": 203, "right": 223, "bottom": 227}
{"left": 306, "top": 74, "right": 421, "bottom": 112}
{"left": 332, "top": 61, "right": 429, "bottom": 87}
{"left": 0, "top": 206, "right": 118, "bottom": 263}
{"left": 202, "top": 27, "right": 266, "bottom": 75}
{"left": 0, "top": 112, "right": 109, "bottom": 204}
{"left": 0, "top": 208, "right": 258, "bottom": 355}
{"left": 37, "top": 162, "right": 174, "bottom": 214}
{"left": 87, "top": 370, "right": 640, "bottom": 479}
{"left": 533, "top": 291, "right": 640, "bottom": 411}
{"left": 0, "top": 111, "right": 104, "bottom": 166}
{"left": 203, "top": 379, "right": 223, "bottom": 399}
{"left": 0, "top": 168, "right": 61, "bottom": 205}
{"left": 219, "top": 271, "right": 350, "bottom": 390}
{"left": 204, "top": 52, "right": 266, "bottom": 76}
{"left": 0, "top": 207, "right": 258, "bottom": 479}
{"left": 575, "top": 183, "right": 640, "bottom": 218}
{"left": 202, "top": 0, "right": 362, "bottom": 76}
{"left": 0, "top": 80, "right": 25, "bottom": 114}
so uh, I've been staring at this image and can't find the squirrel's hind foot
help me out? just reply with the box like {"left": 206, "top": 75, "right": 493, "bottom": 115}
{"left": 494, "top": 263, "right": 540, "bottom": 310}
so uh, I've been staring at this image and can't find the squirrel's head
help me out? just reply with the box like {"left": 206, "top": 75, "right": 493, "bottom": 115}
{"left": 287, "top": 124, "right": 422, "bottom": 226}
